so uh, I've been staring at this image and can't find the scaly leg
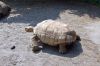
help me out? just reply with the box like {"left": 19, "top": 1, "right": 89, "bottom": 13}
{"left": 59, "top": 44, "right": 67, "bottom": 54}
{"left": 32, "top": 35, "right": 43, "bottom": 53}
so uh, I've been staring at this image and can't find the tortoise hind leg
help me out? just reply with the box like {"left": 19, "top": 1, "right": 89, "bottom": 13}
{"left": 32, "top": 35, "right": 43, "bottom": 53}
{"left": 59, "top": 44, "right": 67, "bottom": 54}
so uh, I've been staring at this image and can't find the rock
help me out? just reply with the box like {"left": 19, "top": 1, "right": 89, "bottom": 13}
{"left": 0, "top": 1, "right": 11, "bottom": 19}
{"left": 11, "top": 46, "right": 15, "bottom": 50}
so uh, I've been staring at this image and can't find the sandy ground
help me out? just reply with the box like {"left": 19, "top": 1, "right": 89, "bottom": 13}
{"left": 0, "top": 1, "right": 100, "bottom": 66}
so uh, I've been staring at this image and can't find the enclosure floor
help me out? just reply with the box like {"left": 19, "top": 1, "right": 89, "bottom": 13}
{"left": 0, "top": 1, "right": 100, "bottom": 66}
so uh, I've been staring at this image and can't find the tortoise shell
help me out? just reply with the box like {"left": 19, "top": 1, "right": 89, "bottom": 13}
{"left": 34, "top": 19, "right": 77, "bottom": 46}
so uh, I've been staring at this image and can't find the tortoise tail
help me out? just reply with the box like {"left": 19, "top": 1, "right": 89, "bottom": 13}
{"left": 76, "top": 35, "right": 81, "bottom": 41}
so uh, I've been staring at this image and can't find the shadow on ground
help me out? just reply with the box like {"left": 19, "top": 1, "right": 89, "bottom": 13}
{"left": 1, "top": 0, "right": 100, "bottom": 26}
{"left": 42, "top": 42, "right": 83, "bottom": 58}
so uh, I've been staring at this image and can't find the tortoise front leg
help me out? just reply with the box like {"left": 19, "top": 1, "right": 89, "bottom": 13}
{"left": 32, "top": 35, "right": 43, "bottom": 53}
{"left": 59, "top": 44, "right": 67, "bottom": 54}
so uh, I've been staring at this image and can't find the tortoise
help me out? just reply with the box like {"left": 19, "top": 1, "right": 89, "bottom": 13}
{"left": 32, "top": 19, "right": 81, "bottom": 54}
{"left": 0, "top": 1, "right": 11, "bottom": 19}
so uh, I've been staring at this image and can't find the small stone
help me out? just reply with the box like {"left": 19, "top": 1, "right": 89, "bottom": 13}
{"left": 11, "top": 46, "right": 15, "bottom": 50}
{"left": 25, "top": 26, "right": 33, "bottom": 32}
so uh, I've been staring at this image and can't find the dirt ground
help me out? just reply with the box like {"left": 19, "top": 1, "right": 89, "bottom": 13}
{"left": 0, "top": 1, "right": 100, "bottom": 66}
